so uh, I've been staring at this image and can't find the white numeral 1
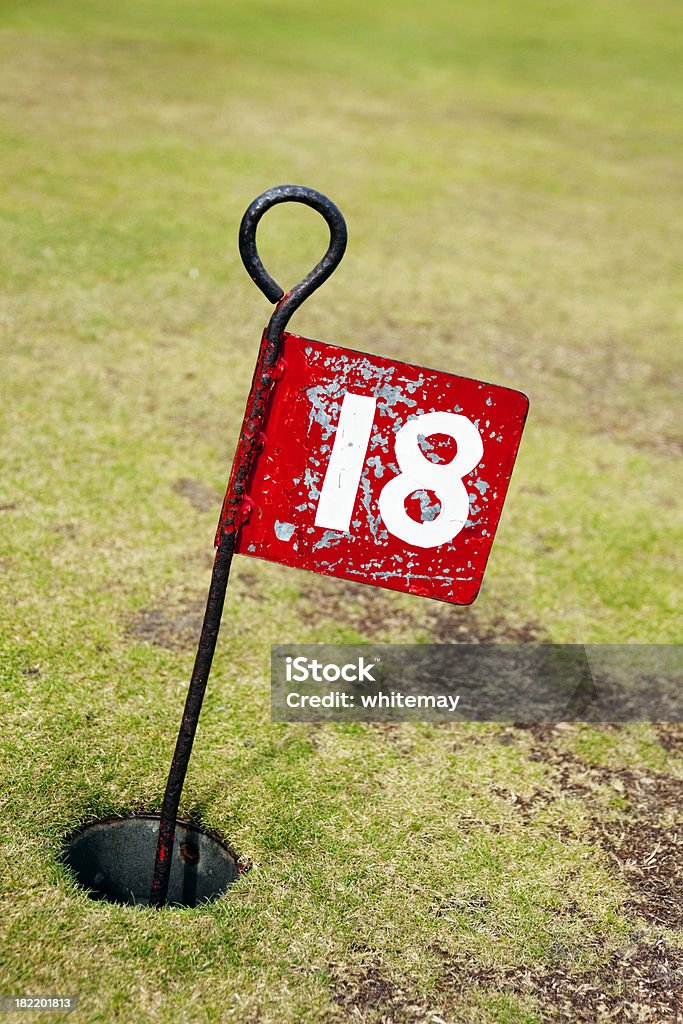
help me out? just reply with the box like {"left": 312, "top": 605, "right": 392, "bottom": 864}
{"left": 314, "top": 393, "right": 376, "bottom": 532}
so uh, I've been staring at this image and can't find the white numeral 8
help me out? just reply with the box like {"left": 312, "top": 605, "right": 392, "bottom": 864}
{"left": 378, "top": 411, "right": 483, "bottom": 548}
{"left": 315, "top": 395, "right": 483, "bottom": 549}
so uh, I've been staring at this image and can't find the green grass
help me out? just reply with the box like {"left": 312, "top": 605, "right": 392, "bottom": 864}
{"left": 1, "top": 1, "right": 681, "bottom": 1021}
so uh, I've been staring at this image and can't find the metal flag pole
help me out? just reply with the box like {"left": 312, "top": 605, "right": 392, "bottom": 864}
{"left": 148, "top": 185, "right": 347, "bottom": 907}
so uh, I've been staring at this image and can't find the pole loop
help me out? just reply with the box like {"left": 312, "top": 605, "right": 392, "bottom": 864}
{"left": 238, "top": 184, "right": 347, "bottom": 347}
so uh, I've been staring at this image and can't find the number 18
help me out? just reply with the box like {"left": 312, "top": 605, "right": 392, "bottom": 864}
{"left": 314, "top": 392, "right": 483, "bottom": 549}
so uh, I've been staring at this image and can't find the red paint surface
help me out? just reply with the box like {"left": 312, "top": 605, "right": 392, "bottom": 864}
{"left": 220, "top": 332, "right": 528, "bottom": 605}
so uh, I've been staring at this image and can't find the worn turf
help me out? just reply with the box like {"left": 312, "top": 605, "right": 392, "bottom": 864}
{"left": 1, "top": 1, "right": 681, "bottom": 1021}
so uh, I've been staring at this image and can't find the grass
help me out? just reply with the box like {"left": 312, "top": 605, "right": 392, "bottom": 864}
{"left": 0, "top": 1, "right": 681, "bottom": 1021}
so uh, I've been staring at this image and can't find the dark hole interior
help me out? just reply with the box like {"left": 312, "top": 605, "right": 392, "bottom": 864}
{"left": 61, "top": 814, "right": 241, "bottom": 908}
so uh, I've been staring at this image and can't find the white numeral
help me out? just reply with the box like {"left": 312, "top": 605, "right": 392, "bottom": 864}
{"left": 314, "top": 394, "right": 483, "bottom": 548}
{"left": 314, "top": 393, "right": 376, "bottom": 532}
{"left": 377, "top": 411, "right": 483, "bottom": 548}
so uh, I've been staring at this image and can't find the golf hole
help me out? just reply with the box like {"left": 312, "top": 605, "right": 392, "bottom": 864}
{"left": 62, "top": 814, "right": 243, "bottom": 908}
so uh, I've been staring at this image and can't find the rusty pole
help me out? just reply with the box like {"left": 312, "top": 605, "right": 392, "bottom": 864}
{"left": 149, "top": 185, "right": 347, "bottom": 907}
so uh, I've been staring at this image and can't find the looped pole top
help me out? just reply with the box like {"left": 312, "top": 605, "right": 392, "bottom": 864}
{"left": 239, "top": 184, "right": 347, "bottom": 347}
